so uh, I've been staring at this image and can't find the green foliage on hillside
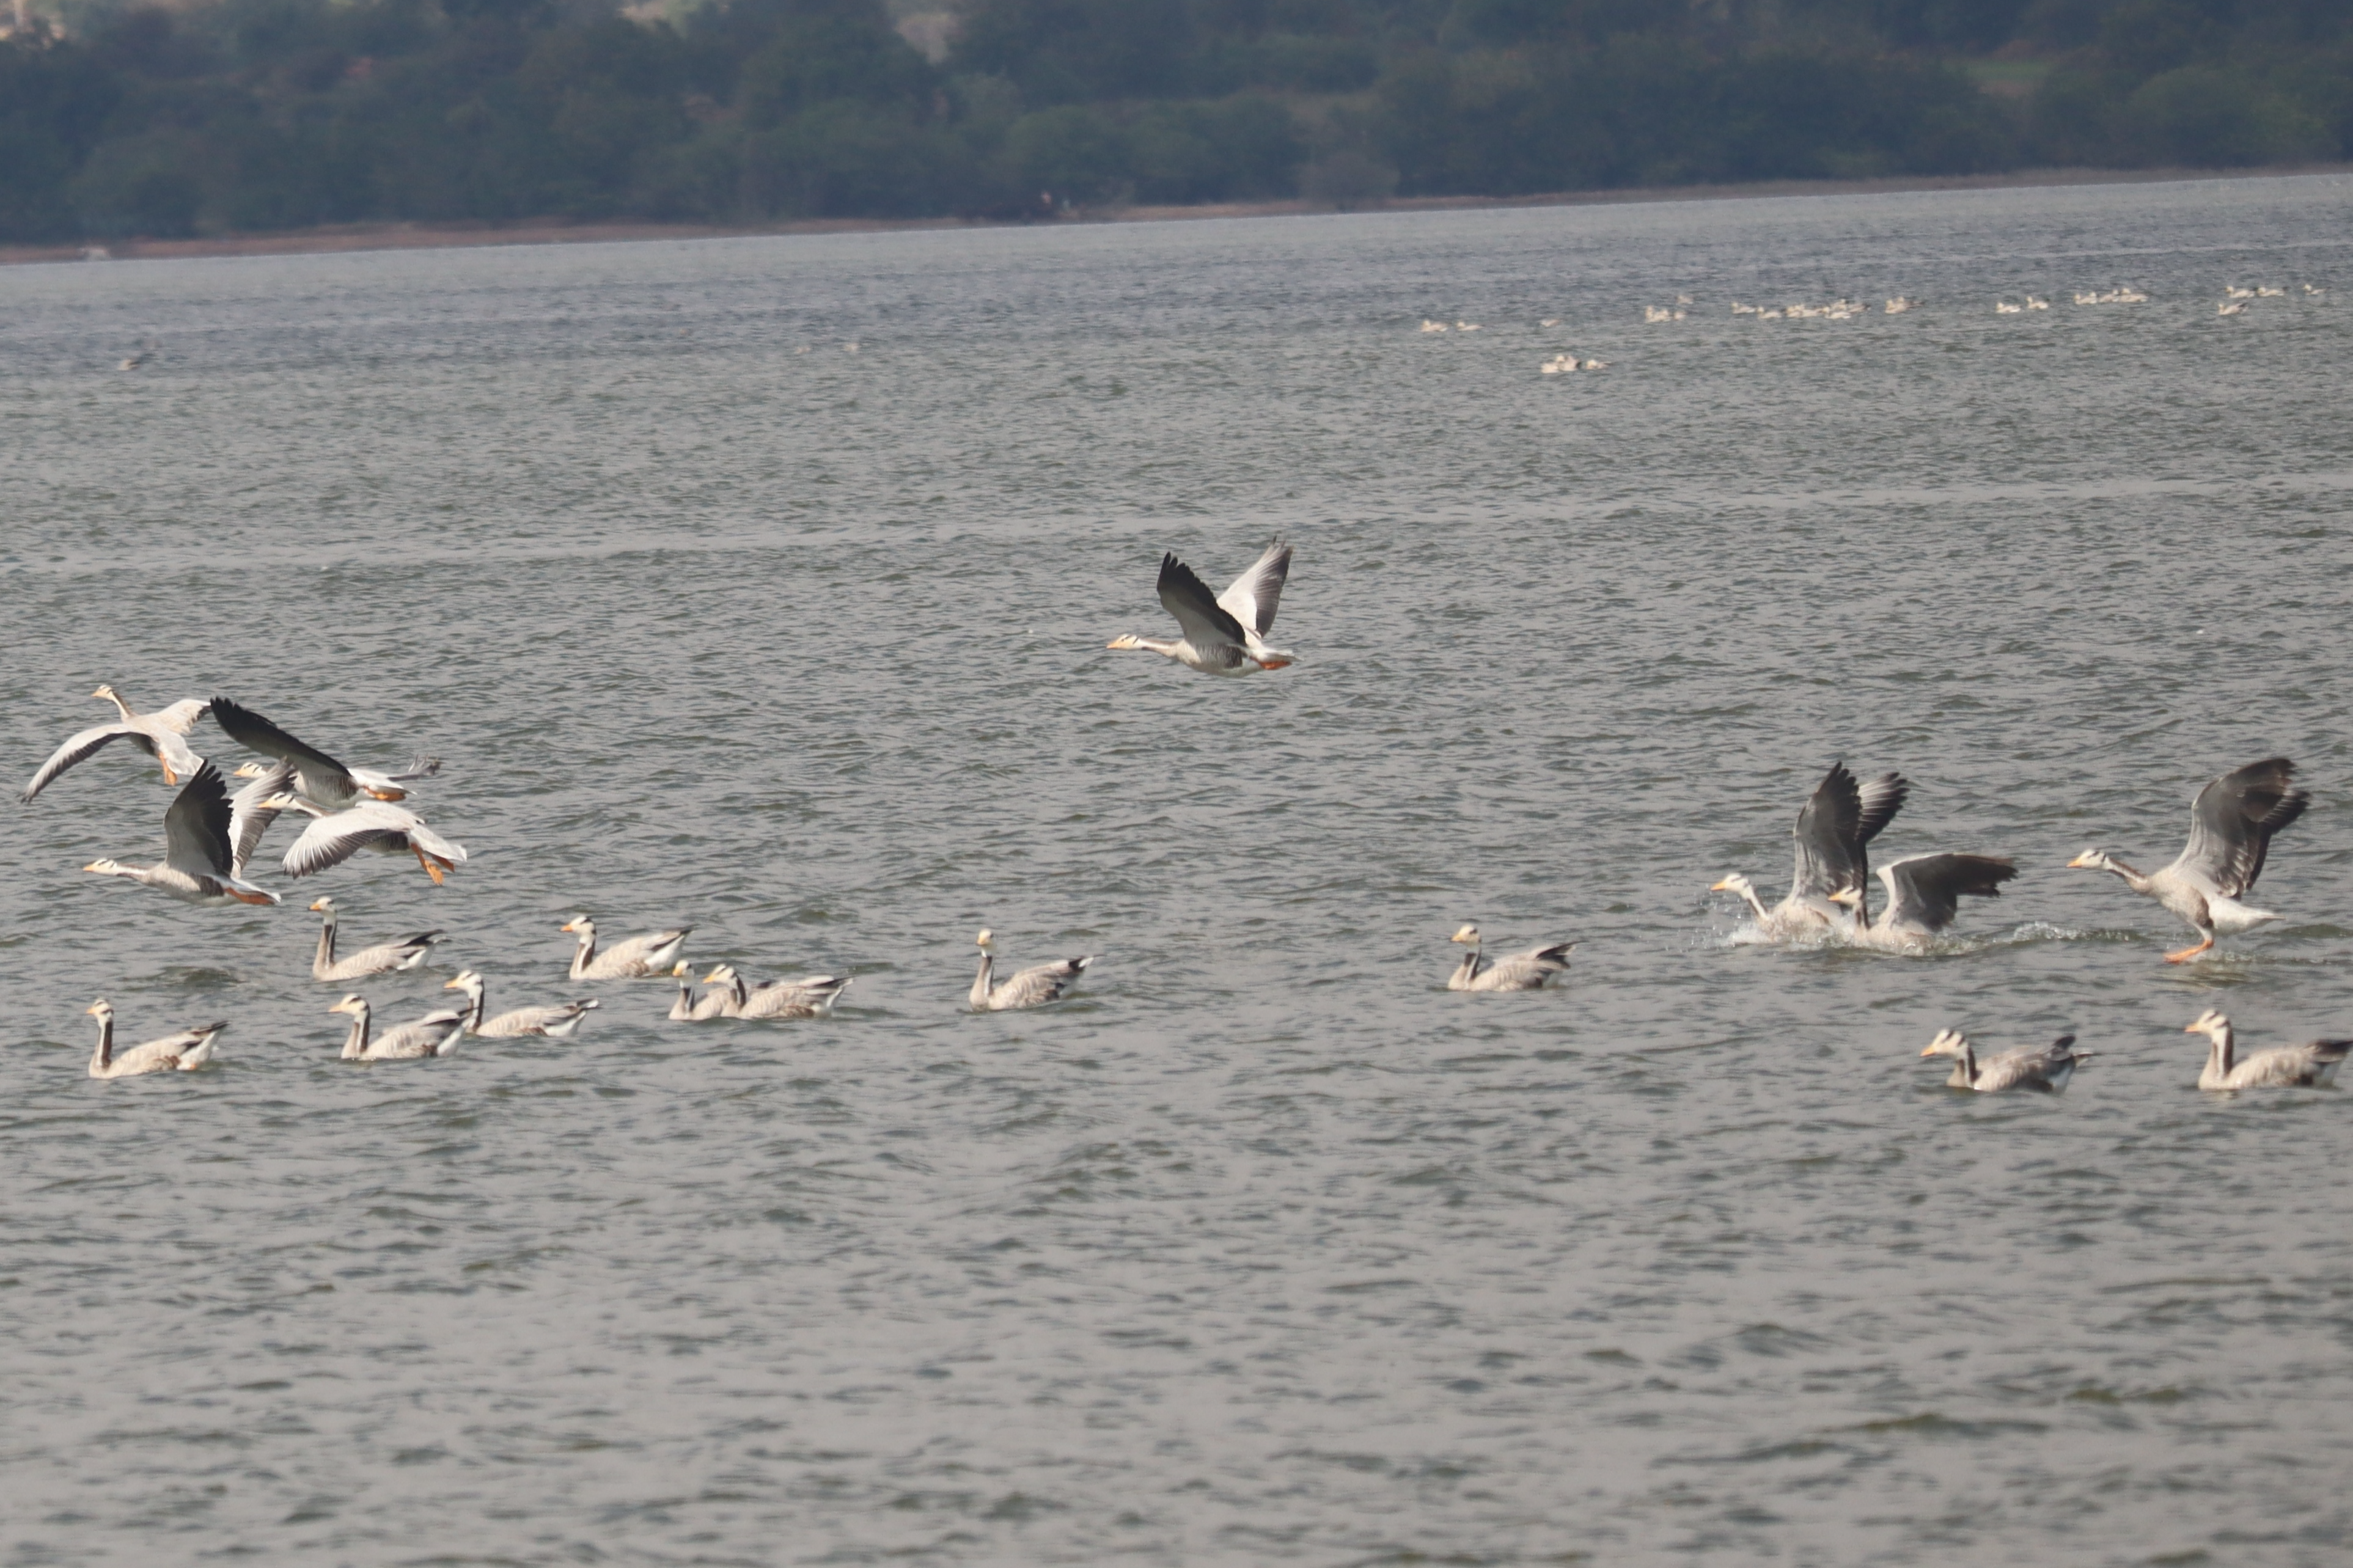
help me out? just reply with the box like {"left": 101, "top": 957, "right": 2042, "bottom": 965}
{"left": 1, "top": 0, "right": 2347, "bottom": 241}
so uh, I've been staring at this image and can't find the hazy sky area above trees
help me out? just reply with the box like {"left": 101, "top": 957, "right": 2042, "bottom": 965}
{"left": 2, "top": 0, "right": 2348, "bottom": 242}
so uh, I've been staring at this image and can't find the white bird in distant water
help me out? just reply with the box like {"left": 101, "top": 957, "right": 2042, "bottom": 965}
{"left": 1446, "top": 925, "right": 1574, "bottom": 991}
{"left": 970, "top": 929, "right": 1095, "bottom": 1010}
{"left": 2185, "top": 1010, "right": 2351, "bottom": 1090}
{"left": 83, "top": 1000, "right": 221, "bottom": 1078}
{"left": 564, "top": 916, "right": 691, "bottom": 980}
{"left": 1920, "top": 1028, "right": 2091, "bottom": 1093}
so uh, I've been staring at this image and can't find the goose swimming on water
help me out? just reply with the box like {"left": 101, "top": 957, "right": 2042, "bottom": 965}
{"left": 1446, "top": 924, "right": 1574, "bottom": 990}
{"left": 1713, "top": 763, "right": 1908, "bottom": 941}
{"left": 83, "top": 763, "right": 280, "bottom": 906}
{"left": 564, "top": 916, "right": 691, "bottom": 980}
{"left": 83, "top": 1000, "right": 222, "bottom": 1078}
{"left": 309, "top": 896, "right": 442, "bottom": 981}
{"left": 23, "top": 686, "right": 210, "bottom": 801}
{"left": 1826, "top": 853, "right": 2017, "bottom": 951}
{"left": 443, "top": 971, "right": 598, "bottom": 1038}
{"left": 670, "top": 963, "right": 732, "bottom": 1020}
{"left": 211, "top": 697, "right": 439, "bottom": 808}
{"left": 2067, "top": 757, "right": 2307, "bottom": 962}
{"left": 971, "top": 929, "right": 1095, "bottom": 1010}
{"left": 701, "top": 963, "right": 853, "bottom": 1019}
{"left": 1107, "top": 544, "right": 1294, "bottom": 675}
{"left": 2185, "top": 1010, "right": 2351, "bottom": 1090}
{"left": 1920, "top": 1028, "right": 2091, "bottom": 1093}
{"left": 329, "top": 993, "right": 466, "bottom": 1061}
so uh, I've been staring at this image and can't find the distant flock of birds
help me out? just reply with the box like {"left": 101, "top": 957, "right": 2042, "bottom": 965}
{"left": 26, "top": 544, "right": 2344, "bottom": 1096}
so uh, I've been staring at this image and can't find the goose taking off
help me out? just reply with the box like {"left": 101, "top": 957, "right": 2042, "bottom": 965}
{"left": 83, "top": 763, "right": 280, "bottom": 906}
{"left": 443, "top": 971, "right": 598, "bottom": 1038}
{"left": 328, "top": 994, "right": 466, "bottom": 1061}
{"left": 701, "top": 963, "right": 853, "bottom": 1020}
{"left": 1107, "top": 544, "right": 1294, "bottom": 675}
{"left": 271, "top": 796, "right": 467, "bottom": 884}
{"left": 309, "top": 897, "right": 441, "bottom": 981}
{"left": 1920, "top": 1028, "right": 2092, "bottom": 1093}
{"left": 2068, "top": 758, "right": 2308, "bottom": 962}
{"left": 971, "top": 929, "right": 1095, "bottom": 1010}
{"left": 23, "top": 687, "right": 209, "bottom": 802}
{"left": 564, "top": 917, "right": 691, "bottom": 980}
{"left": 1446, "top": 924, "right": 1574, "bottom": 991}
{"left": 1713, "top": 763, "right": 1908, "bottom": 940}
{"left": 1826, "top": 854, "right": 2017, "bottom": 951}
{"left": 2186, "top": 1010, "right": 2351, "bottom": 1090}
{"left": 210, "top": 697, "right": 439, "bottom": 808}
{"left": 84, "top": 1000, "right": 222, "bottom": 1079}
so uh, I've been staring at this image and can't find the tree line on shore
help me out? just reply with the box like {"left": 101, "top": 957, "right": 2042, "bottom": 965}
{"left": 1, "top": 0, "right": 2347, "bottom": 243}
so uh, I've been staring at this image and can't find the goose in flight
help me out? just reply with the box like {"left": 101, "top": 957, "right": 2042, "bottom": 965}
{"left": 83, "top": 1000, "right": 222, "bottom": 1078}
{"left": 1920, "top": 1028, "right": 2091, "bottom": 1093}
{"left": 1712, "top": 763, "right": 1908, "bottom": 940}
{"left": 443, "top": 971, "right": 599, "bottom": 1038}
{"left": 2186, "top": 1010, "right": 2351, "bottom": 1090}
{"left": 329, "top": 994, "right": 466, "bottom": 1061}
{"left": 210, "top": 697, "right": 439, "bottom": 808}
{"left": 1445, "top": 924, "right": 1574, "bottom": 990}
{"left": 308, "top": 896, "right": 441, "bottom": 981}
{"left": 2067, "top": 758, "right": 2307, "bottom": 962}
{"left": 270, "top": 795, "right": 468, "bottom": 884}
{"left": 701, "top": 963, "right": 853, "bottom": 1019}
{"left": 22, "top": 686, "right": 209, "bottom": 801}
{"left": 564, "top": 916, "right": 691, "bottom": 980}
{"left": 1107, "top": 544, "right": 1294, "bottom": 675}
{"left": 83, "top": 763, "right": 280, "bottom": 906}
{"left": 1826, "top": 853, "right": 2017, "bottom": 951}
{"left": 971, "top": 929, "right": 1095, "bottom": 1010}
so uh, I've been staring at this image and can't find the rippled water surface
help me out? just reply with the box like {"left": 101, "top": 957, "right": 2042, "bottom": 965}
{"left": 5, "top": 176, "right": 2353, "bottom": 1566}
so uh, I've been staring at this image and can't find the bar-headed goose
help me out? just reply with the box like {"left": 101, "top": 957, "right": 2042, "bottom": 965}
{"left": 1826, "top": 854, "right": 2016, "bottom": 951}
{"left": 1107, "top": 544, "right": 1294, "bottom": 675}
{"left": 309, "top": 896, "right": 441, "bottom": 981}
{"left": 1446, "top": 924, "right": 1574, "bottom": 990}
{"left": 564, "top": 917, "right": 691, "bottom": 980}
{"left": 2068, "top": 758, "right": 2308, "bottom": 962}
{"left": 971, "top": 929, "right": 1095, "bottom": 1010}
{"left": 23, "top": 686, "right": 209, "bottom": 802}
{"left": 670, "top": 963, "right": 732, "bottom": 1020}
{"left": 269, "top": 795, "right": 466, "bottom": 884}
{"left": 83, "top": 763, "right": 279, "bottom": 906}
{"left": 1920, "top": 1028, "right": 2091, "bottom": 1092}
{"left": 2186, "top": 1010, "right": 2351, "bottom": 1090}
{"left": 702, "top": 963, "right": 853, "bottom": 1019}
{"left": 210, "top": 697, "right": 439, "bottom": 808}
{"left": 1712, "top": 762, "right": 1908, "bottom": 940}
{"left": 443, "top": 971, "right": 598, "bottom": 1038}
{"left": 83, "top": 1000, "right": 222, "bottom": 1078}
{"left": 328, "top": 994, "right": 466, "bottom": 1061}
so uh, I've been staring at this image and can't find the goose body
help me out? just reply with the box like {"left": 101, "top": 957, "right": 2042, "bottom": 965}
{"left": 309, "top": 896, "right": 441, "bottom": 981}
{"left": 23, "top": 686, "right": 209, "bottom": 802}
{"left": 211, "top": 697, "right": 438, "bottom": 808}
{"left": 565, "top": 917, "right": 691, "bottom": 980}
{"left": 670, "top": 963, "right": 733, "bottom": 1020}
{"left": 329, "top": 994, "right": 466, "bottom": 1061}
{"left": 273, "top": 796, "right": 468, "bottom": 884}
{"left": 83, "top": 763, "right": 280, "bottom": 906}
{"left": 1828, "top": 853, "right": 2016, "bottom": 951}
{"left": 1920, "top": 1028, "right": 2091, "bottom": 1093}
{"left": 702, "top": 963, "right": 852, "bottom": 1020}
{"left": 1107, "top": 544, "right": 1294, "bottom": 675}
{"left": 1714, "top": 762, "right": 1908, "bottom": 941}
{"left": 970, "top": 929, "right": 1095, "bottom": 1010}
{"left": 2068, "top": 758, "right": 2307, "bottom": 962}
{"left": 84, "top": 1000, "right": 222, "bottom": 1078}
{"left": 1445, "top": 924, "right": 1574, "bottom": 991}
{"left": 2186, "top": 1011, "right": 2351, "bottom": 1090}
{"left": 444, "top": 971, "right": 598, "bottom": 1038}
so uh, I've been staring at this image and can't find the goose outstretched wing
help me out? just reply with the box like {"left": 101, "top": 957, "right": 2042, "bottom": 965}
{"left": 1877, "top": 853, "right": 2016, "bottom": 934}
{"left": 1216, "top": 542, "right": 1291, "bottom": 639}
{"left": 2169, "top": 757, "right": 2307, "bottom": 899}
{"left": 161, "top": 764, "right": 237, "bottom": 878}
{"left": 1157, "top": 554, "right": 1248, "bottom": 653}
{"left": 210, "top": 697, "right": 356, "bottom": 802}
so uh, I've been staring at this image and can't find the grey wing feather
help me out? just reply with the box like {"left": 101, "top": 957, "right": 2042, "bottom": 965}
{"left": 227, "top": 761, "right": 296, "bottom": 876}
{"left": 21, "top": 724, "right": 141, "bottom": 803}
{"left": 997, "top": 957, "right": 1092, "bottom": 1007}
{"left": 2171, "top": 758, "right": 2307, "bottom": 898}
{"left": 1474, "top": 943, "right": 1574, "bottom": 990}
{"left": 1878, "top": 853, "right": 2016, "bottom": 933}
{"left": 210, "top": 697, "right": 354, "bottom": 799}
{"left": 1790, "top": 763, "right": 1864, "bottom": 900}
{"left": 1158, "top": 554, "right": 1249, "bottom": 650}
{"left": 1216, "top": 541, "right": 1292, "bottom": 638}
{"left": 281, "top": 808, "right": 398, "bottom": 877}
{"left": 1854, "top": 772, "right": 1908, "bottom": 846}
{"left": 162, "top": 764, "right": 237, "bottom": 877}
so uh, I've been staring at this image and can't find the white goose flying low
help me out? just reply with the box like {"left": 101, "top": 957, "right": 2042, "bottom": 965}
{"left": 1107, "top": 543, "right": 1294, "bottom": 675}
{"left": 83, "top": 763, "right": 280, "bottom": 906}
{"left": 211, "top": 696, "right": 439, "bottom": 808}
{"left": 23, "top": 686, "right": 210, "bottom": 802}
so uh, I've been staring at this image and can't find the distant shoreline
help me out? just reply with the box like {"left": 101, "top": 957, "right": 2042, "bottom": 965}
{"left": 6, "top": 162, "right": 2348, "bottom": 268}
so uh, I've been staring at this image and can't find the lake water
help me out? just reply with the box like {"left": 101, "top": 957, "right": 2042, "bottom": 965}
{"left": 4, "top": 175, "right": 2352, "bottom": 1566}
